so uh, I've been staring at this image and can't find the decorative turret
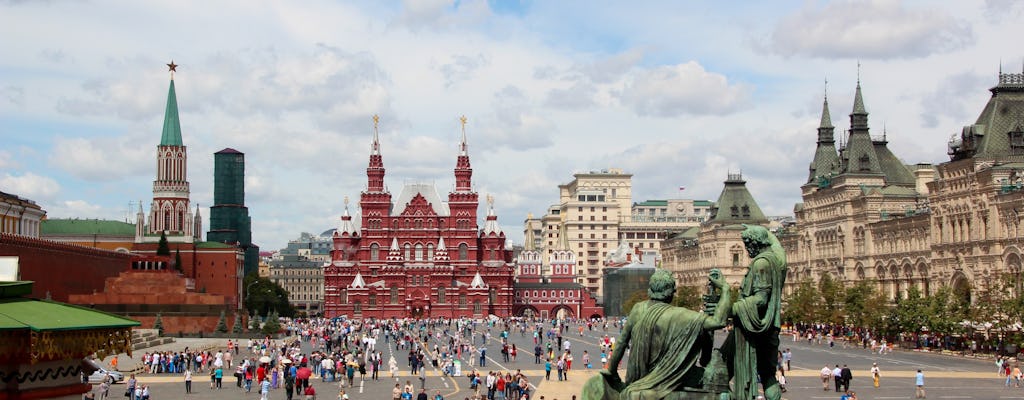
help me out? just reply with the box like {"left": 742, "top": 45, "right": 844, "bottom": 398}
{"left": 806, "top": 89, "right": 841, "bottom": 186}
{"left": 548, "top": 214, "right": 576, "bottom": 281}
{"left": 135, "top": 201, "right": 145, "bottom": 242}
{"left": 366, "top": 115, "right": 386, "bottom": 193}
{"left": 337, "top": 197, "right": 359, "bottom": 237}
{"left": 841, "top": 72, "right": 883, "bottom": 176}
{"left": 386, "top": 238, "right": 403, "bottom": 262}
{"left": 433, "top": 237, "right": 450, "bottom": 262}
{"left": 481, "top": 195, "right": 503, "bottom": 236}
{"left": 193, "top": 204, "right": 202, "bottom": 241}
{"left": 454, "top": 115, "right": 473, "bottom": 192}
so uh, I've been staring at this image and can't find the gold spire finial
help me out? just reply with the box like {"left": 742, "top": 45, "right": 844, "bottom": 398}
{"left": 460, "top": 115, "right": 467, "bottom": 132}
{"left": 344, "top": 195, "right": 349, "bottom": 207}
{"left": 373, "top": 114, "right": 380, "bottom": 131}
{"left": 486, "top": 193, "right": 494, "bottom": 208}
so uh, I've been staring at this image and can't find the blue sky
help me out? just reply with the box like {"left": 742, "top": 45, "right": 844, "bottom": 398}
{"left": 1, "top": 0, "right": 1020, "bottom": 250}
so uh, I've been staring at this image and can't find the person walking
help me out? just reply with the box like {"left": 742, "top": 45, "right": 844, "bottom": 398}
{"left": 841, "top": 364, "right": 853, "bottom": 392}
{"left": 260, "top": 377, "right": 271, "bottom": 400}
{"left": 915, "top": 369, "right": 926, "bottom": 399}
{"left": 184, "top": 368, "right": 192, "bottom": 394}
{"left": 820, "top": 365, "right": 831, "bottom": 391}
{"left": 833, "top": 365, "right": 843, "bottom": 392}
{"left": 870, "top": 363, "right": 880, "bottom": 388}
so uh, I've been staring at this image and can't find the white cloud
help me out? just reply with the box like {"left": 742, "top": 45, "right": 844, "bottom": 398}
{"left": 919, "top": 71, "right": 989, "bottom": 128}
{"left": 44, "top": 199, "right": 106, "bottom": 219}
{"left": 1, "top": 85, "right": 25, "bottom": 107}
{"left": 0, "top": 150, "right": 16, "bottom": 169}
{"left": 0, "top": 172, "right": 60, "bottom": 200}
{"left": 477, "top": 86, "right": 555, "bottom": 150}
{"left": 438, "top": 53, "right": 489, "bottom": 88}
{"left": 49, "top": 136, "right": 150, "bottom": 181}
{"left": 616, "top": 62, "right": 749, "bottom": 117}
{"left": 767, "top": 0, "right": 973, "bottom": 59}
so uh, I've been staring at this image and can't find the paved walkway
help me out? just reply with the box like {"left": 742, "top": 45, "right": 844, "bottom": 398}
{"left": 98, "top": 337, "right": 277, "bottom": 374}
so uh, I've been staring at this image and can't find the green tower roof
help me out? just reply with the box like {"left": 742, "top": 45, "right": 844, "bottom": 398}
{"left": 710, "top": 173, "right": 768, "bottom": 225}
{"left": 160, "top": 79, "right": 183, "bottom": 146}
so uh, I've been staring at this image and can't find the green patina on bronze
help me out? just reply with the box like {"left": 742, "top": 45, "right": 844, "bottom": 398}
{"left": 583, "top": 225, "right": 787, "bottom": 400}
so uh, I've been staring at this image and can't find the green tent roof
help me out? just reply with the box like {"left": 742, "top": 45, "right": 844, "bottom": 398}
{"left": 41, "top": 219, "right": 135, "bottom": 236}
{"left": 161, "top": 79, "right": 183, "bottom": 146}
{"left": 0, "top": 282, "right": 139, "bottom": 331}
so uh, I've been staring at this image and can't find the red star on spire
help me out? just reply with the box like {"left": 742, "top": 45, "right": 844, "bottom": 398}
{"left": 166, "top": 60, "right": 178, "bottom": 72}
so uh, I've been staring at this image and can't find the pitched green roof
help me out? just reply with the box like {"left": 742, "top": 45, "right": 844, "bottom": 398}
{"left": 961, "top": 74, "right": 1024, "bottom": 158}
{"left": 710, "top": 174, "right": 768, "bottom": 225}
{"left": 196, "top": 241, "right": 235, "bottom": 249}
{"left": 161, "top": 79, "right": 183, "bottom": 146}
{"left": 634, "top": 200, "right": 667, "bottom": 206}
{"left": 873, "top": 139, "right": 916, "bottom": 187}
{"left": 693, "top": 200, "right": 713, "bottom": 206}
{"left": 853, "top": 82, "right": 867, "bottom": 115}
{"left": 41, "top": 219, "right": 135, "bottom": 236}
{"left": 0, "top": 283, "right": 139, "bottom": 331}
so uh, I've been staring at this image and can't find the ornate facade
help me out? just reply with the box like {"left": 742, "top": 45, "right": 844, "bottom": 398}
{"left": 322, "top": 118, "right": 515, "bottom": 319}
{"left": 515, "top": 220, "right": 603, "bottom": 319}
{"left": 781, "top": 70, "right": 1024, "bottom": 302}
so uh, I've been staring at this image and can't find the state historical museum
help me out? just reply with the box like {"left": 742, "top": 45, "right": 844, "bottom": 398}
{"left": 323, "top": 118, "right": 515, "bottom": 319}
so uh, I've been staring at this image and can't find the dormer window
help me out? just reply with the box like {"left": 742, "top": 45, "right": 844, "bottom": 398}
{"left": 1009, "top": 127, "right": 1024, "bottom": 155}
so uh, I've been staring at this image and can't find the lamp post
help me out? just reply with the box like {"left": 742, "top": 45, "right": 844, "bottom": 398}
{"left": 245, "top": 280, "right": 260, "bottom": 315}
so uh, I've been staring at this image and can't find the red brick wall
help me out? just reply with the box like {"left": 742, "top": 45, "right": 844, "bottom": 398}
{"left": 0, "top": 233, "right": 130, "bottom": 302}
{"left": 133, "top": 243, "right": 242, "bottom": 307}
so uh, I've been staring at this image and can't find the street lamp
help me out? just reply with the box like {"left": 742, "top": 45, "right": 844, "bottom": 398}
{"left": 245, "top": 280, "right": 260, "bottom": 314}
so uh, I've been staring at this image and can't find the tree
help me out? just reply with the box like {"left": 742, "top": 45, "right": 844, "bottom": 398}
{"left": 249, "top": 313, "right": 261, "bottom": 331}
{"left": 215, "top": 310, "right": 228, "bottom": 333}
{"left": 156, "top": 232, "right": 170, "bottom": 256}
{"left": 890, "top": 286, "right": 928, "bottom": 336}
{"left": 622, "top": 289, "right": 648, "bottom": 316}
{"left": 232, "top": 313, "right": 243, "bottom": 334}
{"left": 843, "top": 281, "right": 877, "bottom": 328}
{"left": 174, "top": 248, "right": 183, "bottom": 272}
{"left": 672, "top": 285, "right": 703, "bottom": 309}
{"left": 261, "top": 310, "right": 281, "bottom": 335}
{"left": 153, "top": 312, "right": 164, "bottom": 336}
{"left": 242, "top": 273, "right": 297, "bottom": 318}
{"left": 817, "top": 273, "right": 846, "bottom": 325}
{"left": 783, "top": 279, "right": 820, "bottom": 325}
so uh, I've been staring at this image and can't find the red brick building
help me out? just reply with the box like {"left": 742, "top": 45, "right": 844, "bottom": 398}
{"left": 513, "top": 225, "right": 603, "bottom": 319}
{"left": 323, "top": 119, "right": 515, "bottom": 319}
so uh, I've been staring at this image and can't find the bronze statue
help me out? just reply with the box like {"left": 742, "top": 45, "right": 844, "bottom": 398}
{"left": 720, "top": 225, "right": 788, "bottom": 400}
{"left": 583, "top": 268, "right": 732, "bottom": 400}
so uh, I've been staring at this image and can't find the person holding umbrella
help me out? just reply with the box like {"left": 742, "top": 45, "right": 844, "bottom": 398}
{"left": 296, "top": 362, "right": 313, "bottom": 393}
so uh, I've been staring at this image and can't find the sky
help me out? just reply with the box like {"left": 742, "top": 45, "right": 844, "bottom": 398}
{"left": 1, "top": 0, "right": 1021, "bottom": 251}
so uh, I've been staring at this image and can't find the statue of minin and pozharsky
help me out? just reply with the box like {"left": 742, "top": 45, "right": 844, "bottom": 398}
{"left": 583, "top": 225, "right": 788, "bottom": 400}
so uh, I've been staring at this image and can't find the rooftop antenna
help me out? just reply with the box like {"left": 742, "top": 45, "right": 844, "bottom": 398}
{"left": 824, "top": 76, "right": 829, "bottom": 101}
{"left": 856, "top": 60, "right": 861, "bottom": 84}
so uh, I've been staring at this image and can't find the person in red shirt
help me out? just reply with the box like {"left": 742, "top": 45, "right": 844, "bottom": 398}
{"left": 257, "top": 364, "right": 267, "bottom": 385}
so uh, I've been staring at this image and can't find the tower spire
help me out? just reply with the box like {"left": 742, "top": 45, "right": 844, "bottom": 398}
{"left": 371, "top": 114, "right": 381, "bottom": 155}
{"left": 459, "top": 115, "right": 468, "bottom": 156}
{"left": 366, "top": 115, "right": 386, "bottom": 192}
{"left": 160, "top": 61, "right": 183, "bottom": 146}
{"left": 819, "top": 88, "right": 833, "bottom": 129}
{"left": 454, "top": 115, "right": 473, "bottom": 192}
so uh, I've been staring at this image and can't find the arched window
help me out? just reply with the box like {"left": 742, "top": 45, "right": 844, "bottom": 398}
{"left": 370, "top": 243, "right": 380, "bottom": 261}
{"left": 404, "top": 243, "right": 411, "bottom": 261}
{"left": 415, "top": 244, "right": 424, "bottom": 261}
{"left": 427, "top": 244, "right": 435, "bottom": 260}
{"left": 437, "top": 287, "right": 446, "bottom": 303}
{"left": 369, "top": 294, "right": 377, "bottom": 306}
{"left": 458, "top": 243, "right": 469, "bottom": 260}
{"left": 489, "top": 288, "right": 497, "bottom": 304}
{"left": 473, "top": 300, "right": 482, "bottom": 314}
{"left": 390, "top": 287, "right": 399, "bottom": 304}
{"left": 354, "top": 301, "right": 362, "bottom": 313}
{"left": 340, "top": 289, "right": 348, "bottom": 305}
